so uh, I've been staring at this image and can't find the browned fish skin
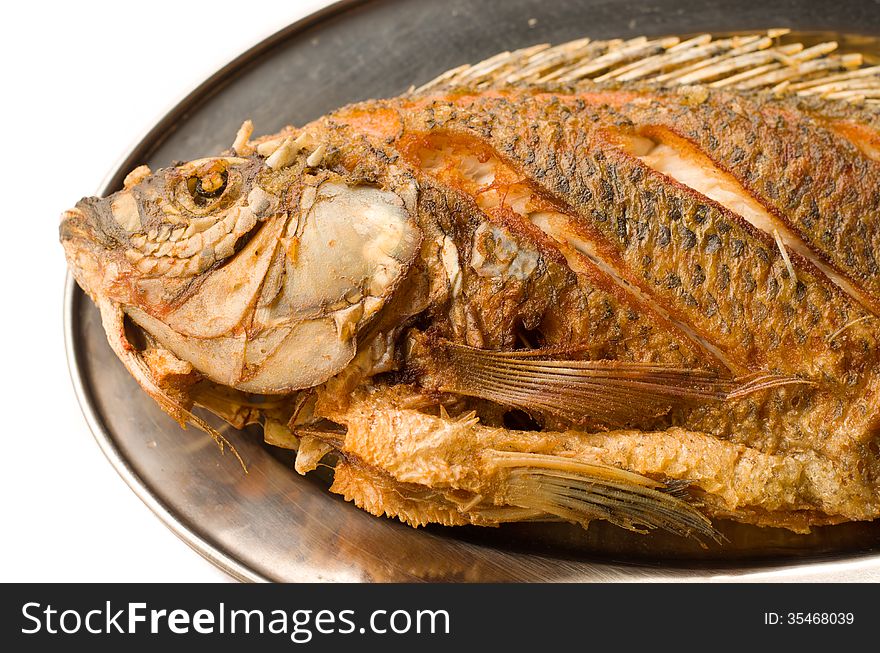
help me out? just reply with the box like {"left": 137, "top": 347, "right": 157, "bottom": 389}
{"left": 308, "top": 86, "right": 880, "bottom": 530}
{"left": 60, "top": 33, "right": 880, "bottom": 539}
{"left": 334, "top": 92, "right": 879, "bottom": 430}
{"left": 409, "top": 157, "right": 707, "bottom": 366}
{"left": 380, "top": 92, "right": 871, "bottom": 372}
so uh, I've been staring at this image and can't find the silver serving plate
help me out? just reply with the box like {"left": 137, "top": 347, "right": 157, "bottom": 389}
{"left": 65, "top": 0, "right": 880, "bottom": 582}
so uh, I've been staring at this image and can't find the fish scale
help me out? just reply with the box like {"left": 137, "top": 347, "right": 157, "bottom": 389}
{"left": 619, "top": 94, "right": 880, "bottom": 305}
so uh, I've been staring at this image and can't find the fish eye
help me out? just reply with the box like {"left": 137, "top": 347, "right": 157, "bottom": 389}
{"left": 186, "top": 165, "right": 229, "bottom": 206}
{"left": 172, "top": 158, "right": 242, "bottom": 215}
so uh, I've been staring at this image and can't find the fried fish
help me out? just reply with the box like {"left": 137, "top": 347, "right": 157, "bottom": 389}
{"left": 61, "top": 31, "right": 880, "bottom": 540}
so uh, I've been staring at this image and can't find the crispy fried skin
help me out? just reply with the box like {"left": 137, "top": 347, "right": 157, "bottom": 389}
{"left": 304, "top": 85, "right": 880, "bottom": 531}
{"left": 314, "top": 385, "right": 874, "bottom": 533}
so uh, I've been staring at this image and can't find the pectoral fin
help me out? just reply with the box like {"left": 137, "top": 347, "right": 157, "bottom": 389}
{"left": 422, "top": 339, "right": 804, "bottom": 426}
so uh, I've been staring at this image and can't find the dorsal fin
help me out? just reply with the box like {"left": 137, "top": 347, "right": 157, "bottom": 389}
{"left": 411, "top": 30, "right": 880, "bottom": 105}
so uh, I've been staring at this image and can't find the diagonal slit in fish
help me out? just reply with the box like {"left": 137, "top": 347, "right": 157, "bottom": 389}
{"left": 406, "top": 131, "right": 744, "bottom": 372}
{"left": 424, "top": 338, "right": 807, "bottom": 426}
{"left": 614, "top": 127, "right": 880, "bottom": 314}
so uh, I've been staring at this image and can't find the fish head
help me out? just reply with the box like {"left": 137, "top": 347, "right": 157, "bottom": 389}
{"left": 61, "top": 144, "right": 422, "bottom": 395}
{"left": 60, "top": 155, "right": 267, "bottom": 302}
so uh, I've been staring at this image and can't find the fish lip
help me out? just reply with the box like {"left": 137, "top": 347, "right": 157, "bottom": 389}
{"left": 59, "top": 197, "right": 121, "bottom": 250}
{"left": 59, "top": 201, "right": 113, "bottom": 300}
{"left": 59, "top": 206, "right": 92, "bottom": 243}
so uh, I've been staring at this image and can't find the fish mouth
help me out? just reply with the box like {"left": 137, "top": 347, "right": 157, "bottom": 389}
{"left": 59, "top": 198, "right": 118, "bottom": 247}
{"left": 59, "top": 206, "right": 95, "bottom": 244}
{"left": 59, "top": 204, "right": 109, "bottom": 299}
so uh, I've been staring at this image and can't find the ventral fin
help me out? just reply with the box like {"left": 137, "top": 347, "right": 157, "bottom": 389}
{"left": 420, "top": 338, "right": 805, "bottom": 427}
{"left": 490, "top": 450, "right": 721, "bottom": 542}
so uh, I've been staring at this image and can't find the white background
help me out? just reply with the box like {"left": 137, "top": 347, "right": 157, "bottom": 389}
{"left": 1, "top": 0, "right": 334, "bottom": 582}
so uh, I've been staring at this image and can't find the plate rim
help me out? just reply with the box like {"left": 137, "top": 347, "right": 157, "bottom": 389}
{"left": 63, "top": 0, "right": 880, "bottom": 582}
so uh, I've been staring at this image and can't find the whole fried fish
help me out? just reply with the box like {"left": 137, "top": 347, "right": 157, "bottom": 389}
{"left": 61, "top": 31, "right": 880, "bottom": 540}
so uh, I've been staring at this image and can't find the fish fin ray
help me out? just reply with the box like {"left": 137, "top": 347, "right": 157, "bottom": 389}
{"left": 491, "top": 450, "right": 721, "bottom": 542}
{"left": 411, "top": 31, "right": 878, "bottom": 102}
{"left": 431, "top": 340, "right": 803, "bottom": 426}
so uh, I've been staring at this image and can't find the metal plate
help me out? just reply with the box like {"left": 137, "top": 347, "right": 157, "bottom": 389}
{"left": 65, "top": 0, "right": 880, "bottom": 582}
